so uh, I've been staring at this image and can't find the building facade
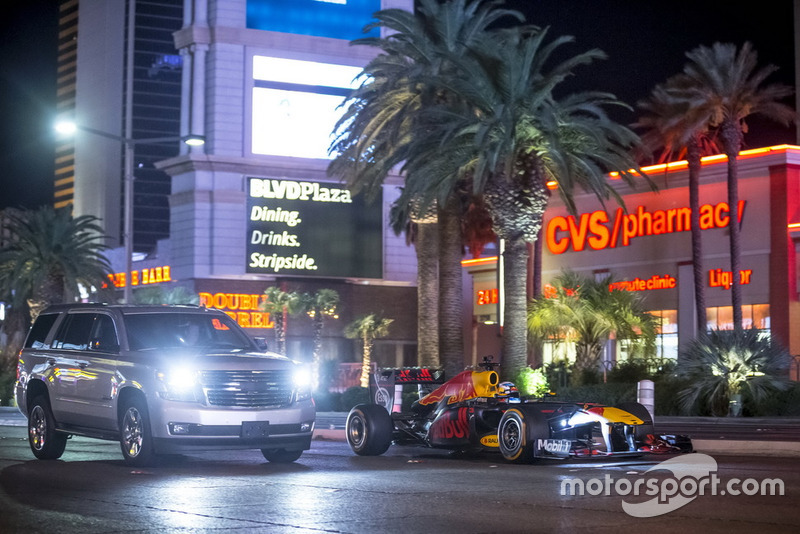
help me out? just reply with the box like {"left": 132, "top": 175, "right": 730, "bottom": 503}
{"left": 464, "top": 146, "right": 800, "bottom": 377}
{"left": 56, "top": 0, "right": 184, "bottom": 253}
{"left": 100, "top": 0, "right": 421, "bottom": 370}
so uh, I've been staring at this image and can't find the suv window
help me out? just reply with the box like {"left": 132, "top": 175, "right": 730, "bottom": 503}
{"left": 24, "top": 313, "right": 59, "bottom": 349}
{"left": 124, "top": 312, "right": 253, "bottom": 351}
{"left": 88, "top": 314, "right": 119, "bottom": 352}
{"left": 52, "top": 313, "right": 96, "bottom": 350}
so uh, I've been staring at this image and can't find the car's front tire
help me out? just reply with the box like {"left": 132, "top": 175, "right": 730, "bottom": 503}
{"left": 261, "top": 448, "right": 303, "bottom": 463}
{"left": 28, "top": 395, "right": 68, "bottom": 460}
{"left": 498, "top": 408, "right": 547, "bottom": 464}
{"left": 119, "top": 396, "right": 156, "bottom": 467}
{"left": 346, "top": 404, "right": 393, "bottom": 456}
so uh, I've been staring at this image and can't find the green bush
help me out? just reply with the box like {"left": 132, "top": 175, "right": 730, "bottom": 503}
{"left": 313, "top": 391, "right": 343, "bottom": 412}
{"left": 513, "top": 367, "right": 550, "bottom": 397}
{"left": 550, "top": 382, "right": 637, "bottom": 406}
{"left": 0, "top": 369, "right": 14, "bottom": 406}
{"left": 677, "top": 329, "right": 792, "bottom": 416}
{"left": 340, "top": 386, "right": 370, "bottom": 411}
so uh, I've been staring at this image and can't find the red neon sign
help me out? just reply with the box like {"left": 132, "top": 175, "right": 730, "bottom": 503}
{"left": 476, "top": 289, "right": 499, "bottom": 306}
{"left": 547, "top": 201, "right": 746, "bottom": 254}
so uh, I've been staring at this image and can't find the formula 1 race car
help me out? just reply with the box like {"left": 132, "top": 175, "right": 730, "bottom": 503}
{"left": 345, "top": 358, "right": 692, "bottom": 463}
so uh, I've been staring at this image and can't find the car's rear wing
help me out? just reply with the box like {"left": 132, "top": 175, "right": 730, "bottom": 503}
{"left": 369, "top": 367, "right": 446, "bottom": 412}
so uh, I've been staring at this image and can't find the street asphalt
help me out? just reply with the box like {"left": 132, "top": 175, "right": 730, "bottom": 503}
{"left": 5, "top": 406, "right": 798, "bottom": 457}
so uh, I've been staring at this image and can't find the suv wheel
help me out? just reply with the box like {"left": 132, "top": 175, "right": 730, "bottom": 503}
{"left": 28, "top": 395, "right": 68, "bottom": 460}
{"left": 119, "top": 397, "right": 156, "bottom": 467}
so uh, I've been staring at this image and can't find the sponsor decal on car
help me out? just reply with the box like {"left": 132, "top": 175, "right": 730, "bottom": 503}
{"left": 536, "top": 439, "right": 572, "bottom": 458}
{"left": 480, "top": 434, "right": 500, "bottom": 447}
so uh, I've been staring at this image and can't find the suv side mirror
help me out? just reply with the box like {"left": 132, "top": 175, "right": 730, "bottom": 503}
{"left": 253, "top": 337, "right": 268, "bottom": 351}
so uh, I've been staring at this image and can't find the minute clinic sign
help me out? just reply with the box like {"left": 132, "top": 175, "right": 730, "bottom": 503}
{"left": 246, "top": 177, "right": 383, "bottom": 278}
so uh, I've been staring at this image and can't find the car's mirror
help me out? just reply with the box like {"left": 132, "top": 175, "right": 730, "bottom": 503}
{"left": 253, "top": 337, "right": 268, "bottom": 351}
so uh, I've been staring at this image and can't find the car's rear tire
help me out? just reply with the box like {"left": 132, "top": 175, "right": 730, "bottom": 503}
{"left": 119, "top": 396, "right": 156, "bottom": 467}
{"left": 498, "top": 407, "right": 547, "bottom": 464}
{"left": 346, "top": 404, "right": 393, "bottom": 456}
{"left": 28, "top": 395, "right": 68, "bottom": 460}
{"left": 616, "top": 402, "right": 655, "bottom": 439}
{"left": 261, "top": 448, "right": 303, "bottom": 463}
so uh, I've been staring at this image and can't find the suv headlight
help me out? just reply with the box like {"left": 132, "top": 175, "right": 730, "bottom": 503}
{"left": 156, "top": 367, "right": 199, "bottom": 402}
{"left": 292, "top": 365, "right": 312, "bottom": 402}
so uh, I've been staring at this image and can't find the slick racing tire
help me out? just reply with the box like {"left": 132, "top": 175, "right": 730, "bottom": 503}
{"left": 28, "top": 395, "right": 68, "bottom": 460}
{"left": 346, "top": 404, "right": 393, "bottom": 456}
{"left": 616, "top": 402, "right": 655, "bottom": 440}
{"left": 498, "top": 407, "right": 547, "bottom": 464}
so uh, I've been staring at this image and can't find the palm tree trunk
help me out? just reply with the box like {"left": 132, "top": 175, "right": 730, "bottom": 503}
{"left": 416, "top": 221, "right": 440, "bottom": 367}
{"left": 722, "top": 120, "right": 743, "bottom": 332}
{"left": 687, "top": 140, "right": 706, "bottom": 336}
{"left": 273, "top": 314, "right": 285, "bottom": 355}
{"left": 359, "top": 336, "right": 372, "bottom": 388}
{"left": 438, "top": 197, "right": 464, "bottom": 378}
{"left": 502, "top": 238, "right": 529, "bottom": 377}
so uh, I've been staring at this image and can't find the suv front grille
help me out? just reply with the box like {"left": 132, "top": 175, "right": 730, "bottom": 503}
{"left": 199, "top": 370, "right": 293, "bottom": 408}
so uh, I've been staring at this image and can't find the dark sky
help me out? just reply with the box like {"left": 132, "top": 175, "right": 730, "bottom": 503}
{"left": 0, "top": 0, "right": 58, "bottom": 210}
{"left": 0, "top": 0, "right": 795, "bottom": 209}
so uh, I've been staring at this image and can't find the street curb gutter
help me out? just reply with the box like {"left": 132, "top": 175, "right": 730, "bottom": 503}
{"left": 693, "top": 439, "right": 800, "bottom": 457}
{"left": 313, "top": 430, "right": 800, "bottom": 458}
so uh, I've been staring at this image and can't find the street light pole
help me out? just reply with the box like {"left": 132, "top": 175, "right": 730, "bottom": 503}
{"left": 52, "top": 122, "right": 204, "bottom": 302}
{"left": 123, "top": 0, "right": 135, "bottom": 304}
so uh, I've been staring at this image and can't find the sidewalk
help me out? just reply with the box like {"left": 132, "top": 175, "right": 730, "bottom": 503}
{"left": 4, "top": 407, "right": 800, "bottom": 457}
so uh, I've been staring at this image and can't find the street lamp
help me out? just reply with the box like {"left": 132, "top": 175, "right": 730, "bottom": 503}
{"left": 55, "top": 119, "right": 204, "bottom": 303}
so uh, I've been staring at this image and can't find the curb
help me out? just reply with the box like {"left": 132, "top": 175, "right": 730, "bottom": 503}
{"left": 693, "top": 439, "right": 800, "bottom": 457}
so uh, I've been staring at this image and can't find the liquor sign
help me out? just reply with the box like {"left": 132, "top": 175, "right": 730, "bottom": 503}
{"left": 246, "top": 178, "right": 383, "bottom": 278}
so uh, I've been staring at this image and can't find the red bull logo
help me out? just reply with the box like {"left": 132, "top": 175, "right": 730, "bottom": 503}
{"left": 418, "top": 370, "right": 479, "bottom": 406}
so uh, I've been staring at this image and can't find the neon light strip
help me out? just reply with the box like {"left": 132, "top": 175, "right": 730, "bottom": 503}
{"left": 596, "top": 144, "right": 800, "bottom": 184}
{"left": 461, "top": 256, "right": 498, "bottom": 267}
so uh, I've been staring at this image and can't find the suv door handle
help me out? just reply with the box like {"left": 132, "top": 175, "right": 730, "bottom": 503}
{"left": 47, "top": 358, "right": 56, "bottom": 366}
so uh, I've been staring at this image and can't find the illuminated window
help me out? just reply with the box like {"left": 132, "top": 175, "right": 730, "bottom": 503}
{"left": 705, "top": 304, "right": 770, "bottom": 331}
{"left": 649, "top": 309, "right": 678, "bottom": 360}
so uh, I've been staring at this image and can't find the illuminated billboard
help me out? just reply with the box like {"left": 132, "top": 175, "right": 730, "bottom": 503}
{"left": 246, "top": 177, "right": 383, "bottom": 278}
{"left": 251, "top": 56, "right": 362, "bottom": 160}
{"left": 246, "top": 0, "right": 381, "bottom": 40}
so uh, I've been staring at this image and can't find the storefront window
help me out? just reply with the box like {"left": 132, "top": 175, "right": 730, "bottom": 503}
{"left": 705, "top": 304, "right": 770, "bottom": 331}
{"left": 649, "top": 309, "right": 678, "bottom": 360}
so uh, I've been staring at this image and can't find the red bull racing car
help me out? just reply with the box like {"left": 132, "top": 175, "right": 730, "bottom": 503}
{"left": 345, "top": 358, "right": 692, "bottom": 463}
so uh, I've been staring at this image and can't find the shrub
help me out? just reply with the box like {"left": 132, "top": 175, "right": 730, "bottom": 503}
{"left": 513, "top": 367, "right": 550, "bottom": 397}
{"left": 677, "top": 329, "right": 792, "bottom": 416}
{"left": 340, "top": 386, "right": 370, "bottom": 411}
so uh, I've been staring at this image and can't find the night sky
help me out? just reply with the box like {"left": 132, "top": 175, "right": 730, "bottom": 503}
{"left": 0, "top": 0, "right": 795, "bottom": 209}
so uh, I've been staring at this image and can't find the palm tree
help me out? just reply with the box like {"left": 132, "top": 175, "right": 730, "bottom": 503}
{"left": 0, "top": 206, "right": 110, "bottom": 320}
{"left": 259, "top": 286, "right": 302, "bottom": 355}
{"left": 133, "top": 286, "right": 199, "bottom": 305}
{"left": 636, "top": 75, "right": 720, "bottom": 337}
{"left": 399, "top": 26, "right": 648, "bottom": 378}
{"left": 677, "top": 328, "right": 791, "bottom": 416}
{"left": 528, "top": 271, "right": 658, "bottom": 385}
{"left": 329, "top": 0, "right": 522, "bottom": 378}
{"left": 679, "top": 42, "right": 794, "bottom": 331}
{"left": 395, "top": 201, "right": 440, "bottom": 368}
{"left": 344, "top": 314, "right": 393, "bottom": 388}
{"left": 298, "top": 289, "right": 340, "bottom": 365}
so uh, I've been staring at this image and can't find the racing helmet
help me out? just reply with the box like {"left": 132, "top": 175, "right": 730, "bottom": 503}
{"left": 496, "top": 381, "right": 520, "bottom": 402}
